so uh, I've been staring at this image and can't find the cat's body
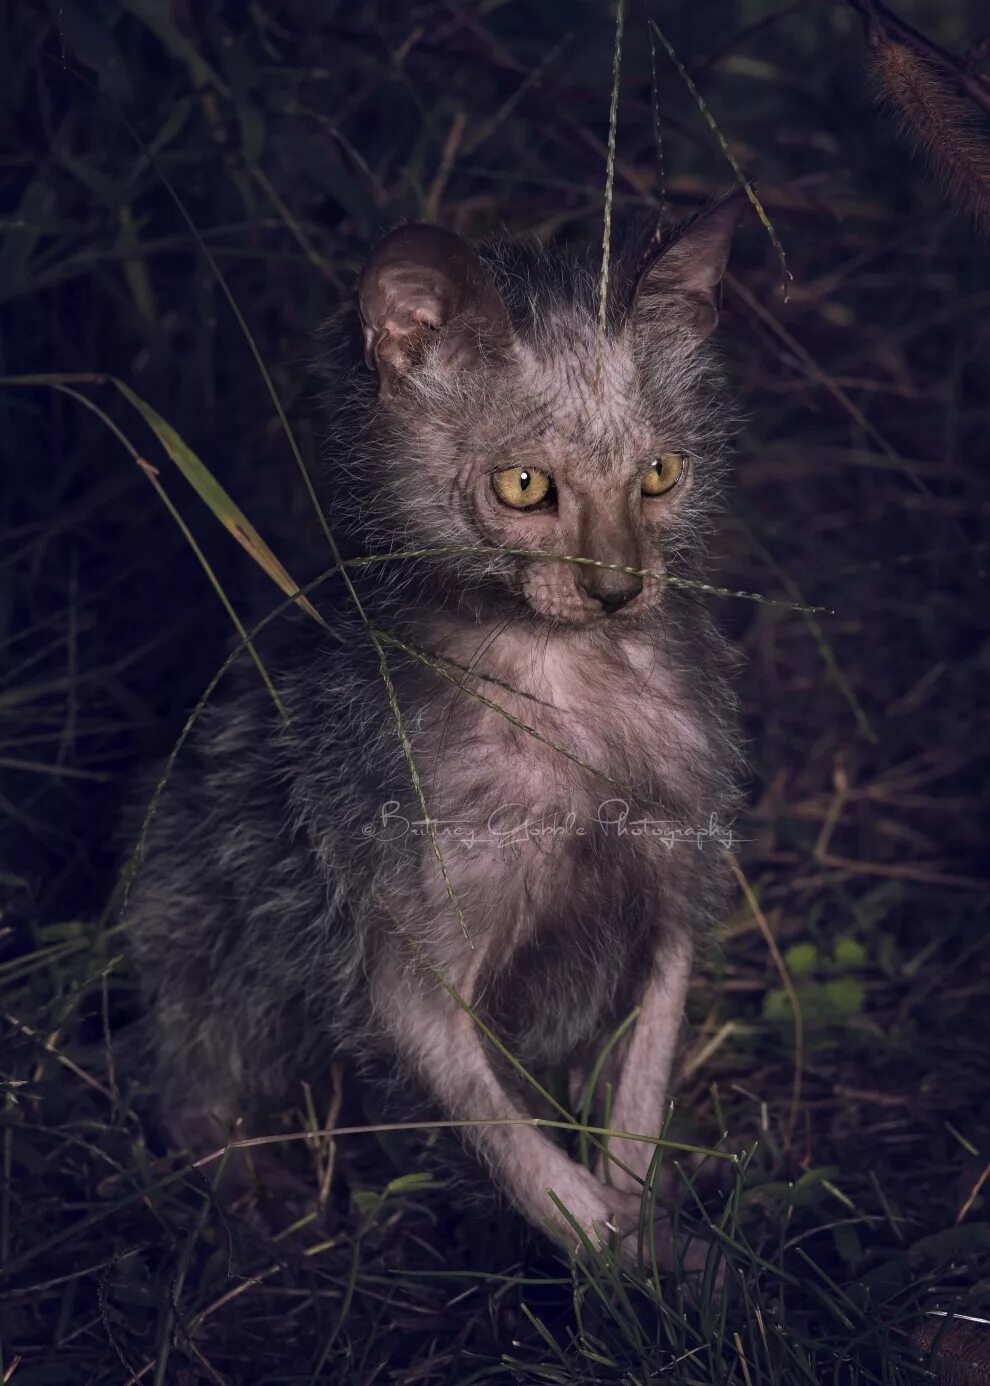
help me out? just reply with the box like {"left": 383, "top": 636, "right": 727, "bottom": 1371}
{"left": 126, "top": 200, "right": 745, "bottom": 1263}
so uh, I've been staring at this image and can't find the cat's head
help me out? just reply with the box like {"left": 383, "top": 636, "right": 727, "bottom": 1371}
{"left": 352, "top": 195, "right": 744, "bottom": 627}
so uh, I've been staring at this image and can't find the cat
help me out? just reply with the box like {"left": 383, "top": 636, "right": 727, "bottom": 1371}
{"left": 125, "top": 192, "right": 746, "bottom": 1270}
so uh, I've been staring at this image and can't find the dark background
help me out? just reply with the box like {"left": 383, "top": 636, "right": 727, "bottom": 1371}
{"left": 1, "top": 1, "right": 989, "bottom": 1382}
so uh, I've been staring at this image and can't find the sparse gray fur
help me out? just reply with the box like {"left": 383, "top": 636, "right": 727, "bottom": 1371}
{"left": 125, "top": 198, "right": 747, "bottom": 1266}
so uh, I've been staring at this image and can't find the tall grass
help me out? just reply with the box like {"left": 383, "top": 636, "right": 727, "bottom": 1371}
{"left": 2, "top": 1, "right": 989, "bottom": 1381}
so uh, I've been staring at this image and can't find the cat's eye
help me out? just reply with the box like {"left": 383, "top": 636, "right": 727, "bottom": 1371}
{"left": 642, "top": 453, "right": 685, "bottom": 496}
{"left": 492, "top": 466, "right": 552, "bottom": 510}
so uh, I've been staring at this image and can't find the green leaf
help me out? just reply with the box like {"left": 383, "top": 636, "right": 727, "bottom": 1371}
{"left": 351, "top": 1189, "right": 382, "bottom": 1217}
{"left": 784, "top": 941, "right": 819, "bottom": 977}
{"left": 834, "top": 936, "right": 867, "bottom": 967}
{"left": 763, "top": 978, "right": 864, "bottom": 1026}
{"left": 383, "top": 1171, "right": 437, "bottom": 1197}
{"left": 822, "top": 977, "right": 865, "bottom": 1016}
{"left": 762, "top": 986, "right": 793, "bottom": 1023}
{"left": 795, "top": 1166, "right": 841, "bottom": 1186}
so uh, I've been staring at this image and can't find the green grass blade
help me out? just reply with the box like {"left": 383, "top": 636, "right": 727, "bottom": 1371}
{"left": 109, "top": 377, "right": 325, "bottom": 627}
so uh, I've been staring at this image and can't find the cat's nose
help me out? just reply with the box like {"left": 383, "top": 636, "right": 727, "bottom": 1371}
{"left": 597, "top": 588, "right": 639, "bottom": 613}
{"left": 584, "top": 572, "right": 643, "bottom": 612}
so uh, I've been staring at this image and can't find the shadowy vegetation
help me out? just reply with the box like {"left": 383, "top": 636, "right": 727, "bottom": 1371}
{"left": 2, "top": 1, "right": 989, "bottom": 1381}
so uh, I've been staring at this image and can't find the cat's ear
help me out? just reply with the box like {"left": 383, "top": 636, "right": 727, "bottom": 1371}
{"left": 358, "top": 224, "right": 512, "bottom": 398}
{"left": 631, "top": 190, "right": 746, "bottom": 340}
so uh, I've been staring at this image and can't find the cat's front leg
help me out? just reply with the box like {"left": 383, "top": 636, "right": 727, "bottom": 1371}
{"left": 597, "top": 932, "right": 693, "bottom": 1194}
{"left": 371, "top": 950, "right": 625, "bottom": 1253}
{"left": 593, "top": 933, "right": 724, "bottom": 1275}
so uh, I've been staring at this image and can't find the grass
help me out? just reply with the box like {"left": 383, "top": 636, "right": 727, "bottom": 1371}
{"left": 2, "top": 0, "right": 990, "bottom": 1381}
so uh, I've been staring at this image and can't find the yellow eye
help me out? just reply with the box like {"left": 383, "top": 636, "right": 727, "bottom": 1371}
{"left": 492, "top": 466, "right": 552, "bottom": 509}
{"left": 642, "top": 453, "right": 685, "bottom": 496}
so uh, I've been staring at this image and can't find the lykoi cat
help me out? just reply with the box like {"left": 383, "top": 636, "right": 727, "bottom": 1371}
{"left": 125, "top": 193, "right": 746, "bottom": 1268}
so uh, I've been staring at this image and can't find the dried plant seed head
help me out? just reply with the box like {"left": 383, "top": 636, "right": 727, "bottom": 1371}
{"left": 873, "top": 37, "right": 990, "bottom": 241}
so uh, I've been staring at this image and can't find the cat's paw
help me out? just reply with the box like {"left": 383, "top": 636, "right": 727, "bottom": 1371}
{"left": 598, "top": 1187, "right": 724, "bottom": 1284}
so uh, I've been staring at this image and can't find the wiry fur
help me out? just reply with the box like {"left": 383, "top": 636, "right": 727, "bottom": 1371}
{"left": 125, "top": 206, "right": 746, "bottom": 1260}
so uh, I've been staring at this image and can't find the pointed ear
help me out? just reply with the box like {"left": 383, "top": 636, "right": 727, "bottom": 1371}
{"left": 358, "top": 224, "right": 512, "bottom": 399}
{"left": 631, "top": 190, "right": 746, "bottom": 340}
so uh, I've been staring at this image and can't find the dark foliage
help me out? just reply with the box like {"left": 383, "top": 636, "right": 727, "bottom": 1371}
{"left": 1, "top": 1, "right": 989, "bottom": 1381}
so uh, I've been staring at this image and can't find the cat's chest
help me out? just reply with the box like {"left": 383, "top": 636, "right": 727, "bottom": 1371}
{"left": 383, "top": 626, "right": 720, "bottom": 943}
{"left": 420, "top": 627, "right": 708, "bottom": 830}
